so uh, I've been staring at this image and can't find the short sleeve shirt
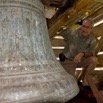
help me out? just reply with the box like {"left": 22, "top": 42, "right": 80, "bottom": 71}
{"left": 61, "top": 29, "right": 97, "bottom": 59}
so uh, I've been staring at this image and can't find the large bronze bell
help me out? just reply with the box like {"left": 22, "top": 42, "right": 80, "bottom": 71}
{"left": 0, "top": 0, "right": 79, "bottom": 103}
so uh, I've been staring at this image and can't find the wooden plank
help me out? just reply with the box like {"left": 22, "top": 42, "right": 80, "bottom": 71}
{"left": 93, "top": 24, "right": 103, "bottom": 37}
{"left": 51, "top": 39, "right": 65, "bottom": 46}
{"left": 87, "top": 75, "right": 103, "bottom": 103}
{"left": 76, "top": 70, "right": 103, "bottom": 76}
{"left": 97, "top": 54, "right": 103, "bottom": 66}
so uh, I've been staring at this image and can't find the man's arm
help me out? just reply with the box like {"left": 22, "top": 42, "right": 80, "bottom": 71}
{"left": 85, "top": 38, "right": 97, "bottom": 56}
{"left": 80, "top": 37, "right": 97, "bottom": 57}
{"left": 74, "top": 37, "right": 97, "bottom": 63}
{"left": 82, "top": 52, "right": 93, "bottom": 57}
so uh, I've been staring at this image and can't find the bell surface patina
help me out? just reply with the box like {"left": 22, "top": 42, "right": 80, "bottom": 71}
{"left": 0, "top": 0, "right": 79, "bottom": 103}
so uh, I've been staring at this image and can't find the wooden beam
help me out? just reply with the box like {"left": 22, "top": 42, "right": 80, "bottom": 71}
{"left": 49, "top": 0, "right": 103, "bottom": 39}
{"left": 51, "top": 39, "right": 65, "bottom": 46}
{"left": 97, "top": 54, "right": 103, "bottom": 67}
{"left": 87, "top": 75, "right": 103, "bottom": 103}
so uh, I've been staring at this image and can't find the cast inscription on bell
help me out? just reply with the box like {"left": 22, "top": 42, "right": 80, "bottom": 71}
{"left": 0, "top": 0, "right": 79, "bottom": 103}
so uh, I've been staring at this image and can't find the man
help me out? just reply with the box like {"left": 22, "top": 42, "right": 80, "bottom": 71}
{"left": 60, "top": 18, "right": 98, "bottom": 86}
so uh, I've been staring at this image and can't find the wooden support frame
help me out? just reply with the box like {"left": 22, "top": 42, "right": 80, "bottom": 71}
{"left": 86, "top": 75, "right": 103, "bottom": 103}
{"left": 49, "top": 0, "right": 103, "bottom": 39}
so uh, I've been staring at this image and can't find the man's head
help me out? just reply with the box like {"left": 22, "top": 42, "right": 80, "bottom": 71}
{"left": 81, "top": 18, "right": 94, "bottom": 37}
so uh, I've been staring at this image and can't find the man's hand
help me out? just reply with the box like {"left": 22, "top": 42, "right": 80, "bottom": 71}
{"left": 74, "top": 52, "right": 84, "bottom": 63}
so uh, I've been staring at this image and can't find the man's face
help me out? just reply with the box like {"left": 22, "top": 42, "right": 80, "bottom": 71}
{"left": 81, "top": 20, "right": 93, "bottom": 36}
